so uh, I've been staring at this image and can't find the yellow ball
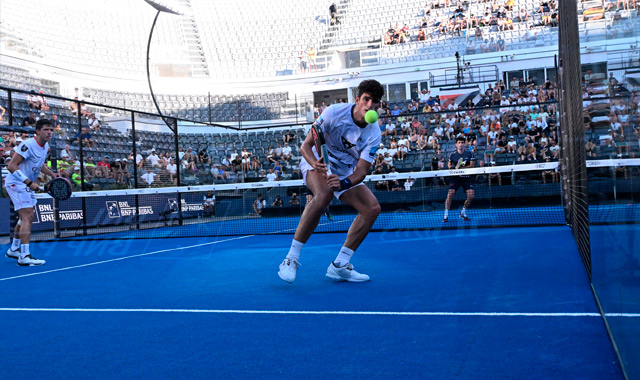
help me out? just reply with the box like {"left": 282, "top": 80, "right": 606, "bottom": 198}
{"left": 365, "top": 110, "right": 379, "bottom": 124}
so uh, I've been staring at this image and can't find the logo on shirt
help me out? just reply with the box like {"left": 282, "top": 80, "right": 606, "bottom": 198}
{"left": 21, "top": 145, "right": 28, "bottom": 152}
{"left": 341, "top": 136, "right": 355, "bottom": 150}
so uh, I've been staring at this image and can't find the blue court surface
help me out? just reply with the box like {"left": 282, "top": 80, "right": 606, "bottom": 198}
{"left": 0, "top": 226, "right": 623, "bottom": 379}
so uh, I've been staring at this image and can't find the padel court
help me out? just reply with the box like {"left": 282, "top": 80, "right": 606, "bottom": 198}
{"left": 0, "top": 226, "right": 624, "bottom": 379}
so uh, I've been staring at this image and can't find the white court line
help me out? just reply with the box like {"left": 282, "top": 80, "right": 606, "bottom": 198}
{"left": 0, "top": 235, "right": 254, "bottom": 282}
{"left": 0, "top": 308, "right": 638, "bottom": 317}
{"left": 0, "top": 218, "right": 345, "bottom": 282}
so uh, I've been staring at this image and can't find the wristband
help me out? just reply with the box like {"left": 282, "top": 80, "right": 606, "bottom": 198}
{"left": 25, "top": 180, "right": 33, "bottom": 187}
{"left": 339, "top": 178, "right": 353, "bottom": 191}
{"left": 13, "top": 169, "right": 29, "bottom": 183}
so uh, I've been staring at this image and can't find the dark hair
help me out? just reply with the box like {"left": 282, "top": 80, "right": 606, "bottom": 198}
{"left": 35, "top": 119, "right": 52, "bottom": 130}
{"left": 455, "top": 136, "right": 466, "bottom": 143}
{"left": 357, "top": 79, "right": 385, "bottom": 102}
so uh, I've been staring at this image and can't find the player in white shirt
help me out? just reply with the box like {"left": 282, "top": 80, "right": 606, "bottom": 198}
{"left": 278, "top": 80, "right": 385, "bottom": 283}
{"left": 5, "top": 119, "right": 59, "bottom": 266}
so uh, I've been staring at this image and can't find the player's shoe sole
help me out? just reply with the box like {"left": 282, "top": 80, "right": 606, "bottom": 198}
{"left": 459, "top": 215, "right": 470, "bottom": 221}
{"left": 326, "top": 262, "right": 370, "bottom": 282}
{"left": 6, "top": 248, "right": 20, "bottom": 260}
{"left": 443, "top": 217, "right": 448, "bottom": 223}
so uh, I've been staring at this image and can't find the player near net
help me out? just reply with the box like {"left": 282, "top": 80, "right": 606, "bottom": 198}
{"left": 443, "top": 136, "right": 475, "bottom": 222}
{"left": 278, "top": 79, "right": 385, "bottom": 283}
{"left": 5, "top": 119, "right": 59, "bottom": 266}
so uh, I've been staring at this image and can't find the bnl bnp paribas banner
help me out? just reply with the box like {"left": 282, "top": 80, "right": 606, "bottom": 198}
{"left": 32, "top": 193, "right": 205, "bottom": 231}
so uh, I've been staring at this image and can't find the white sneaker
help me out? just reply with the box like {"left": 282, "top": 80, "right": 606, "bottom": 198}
{"left": 17, "top": 254, "right": 46, "bottom": 266}
{"left": 278, "top": 258, "right": 300, "bottom": 283}
{"left": 6, "top": 247, "right": 20, "bottom": 260}
{"left": 326, "top": 262, "right": 370, "bottom": 282}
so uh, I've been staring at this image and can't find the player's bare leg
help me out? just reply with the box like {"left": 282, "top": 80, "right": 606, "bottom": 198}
{"left": 279, "top": 169, "right": 332, "bottom": 283}
{"left": 292, "top": 169, "right": 333, "bottom": 244}
{"left": 459, "top": 189, "right": 474, "bottom": 221}
{"left": 15, "top": 208, "right": 44, "bottom": 266}
{"left": 338, "top": 185, "right": 381, "bottom": 251}
{"left": 325, "top": 185, "right": 380, "bottom": 282}
{"left": 443, "top": 188, "right": 456, "bottom": 222}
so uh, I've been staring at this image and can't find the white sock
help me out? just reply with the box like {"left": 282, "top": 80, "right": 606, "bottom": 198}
{"left": 286, "top": 239, "right": 304, "bottom": 261}
{"left": 11, "top": 238, "right": 21, "bottom": 250}
{"left": 444, "top": 209, "right": 449, "bottom": 219}
{"left": 334, "top": 246, "right": 354, "bottom": 267}
{"left": 461, "top": 207, "right": 467, "bottom": 216}
{"left": 20, "top": 244, "right": 30, "bottom": 258}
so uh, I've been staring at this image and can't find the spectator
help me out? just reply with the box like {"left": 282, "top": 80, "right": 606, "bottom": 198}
{"left": 307, "top": 47, "right": 317, "bottom": 71}
{"left": 60, "top": 145, "right": 74, "bottom": 161}
{"left": 382, "top": 119, "right": 397, "bottom": 136}
{"left": 97, "top": 155, "right": 112, "bottom": 179}
{"left": 251, "top": 155, "right": 261, "bottom": 171}
{"left": 147, "top": 149, "right": 161, "bottom": 169}
{"left": 203, "top": 191, "right": 216, "bottom": 216}
{"left": 266, "top": 168, "right": 278, "bottom": 182}
{"left": 166, "top": 158, "right": 177, "bottom": 183}
{"left": 141, "top": 167, "right": 156, "bottom": 186}
{"left": 129, "top": 151, "right": 144, "bottom": 169}
{"left": 22, "top": 112, "right": 36, "bottom": 127}
{"left": 517, "top": 8, "right": 529, "bottom": 22}
{"left": 37, "top": 91, "right": 50, "bottom": 111}
{"left": 272, "top": 195, "right": 284, "bottom": 207}
{"left": 198, "top": 149, "right": 211, "bottom": 169}
{"left": 111, "top": 159, "right": 124, "bottom": 184}
{"left": 274, "top": 143, "right": 283, "bottom": 160}
{"left": 80, "top": 127, "right": 95, "bottom": 148}
{"left": 27, "top": 91, "right": 40, "bottom": 109}
{"left": 121, "top": 158, "right": 130, "bottom": 184}
{"left": 221, "top": 154, "right": 232, "bottom": 171}
{"left": 329, "top": 2, "right": 340, "bottom": 25}
{"left": 289, "top": 192, "right": 300, "bottom": 206}
{"left": 253, "top": 193, "right": 266, "bottom": 215}
{"left": 282, "top": 142, "right": 292, "bottom": 162}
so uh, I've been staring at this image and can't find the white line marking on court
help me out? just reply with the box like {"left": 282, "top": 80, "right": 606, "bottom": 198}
{"left": 0, "top": 308, "right": 637, "bottom": 317}
{"left": 0, "top": 235, "right": 254, "bottom": 282}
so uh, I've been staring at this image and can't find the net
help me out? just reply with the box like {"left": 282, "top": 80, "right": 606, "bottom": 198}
{"left": 26, "top": 162, "right": 578, "bottom": 241}
{"left": 558, "top": 0, "right": 591, "bottom": 274}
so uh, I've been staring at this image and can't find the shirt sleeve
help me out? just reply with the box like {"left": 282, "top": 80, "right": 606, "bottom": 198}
{"left": 360, "top": 130, "right": 381, "bottom": 164}
{"left": 15, "top": 141, "right": 31, "bottom": 161}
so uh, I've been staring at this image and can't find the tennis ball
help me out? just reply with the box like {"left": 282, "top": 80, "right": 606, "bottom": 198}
{"left": 365, "top": 110, "right": 378, "bottom": 124}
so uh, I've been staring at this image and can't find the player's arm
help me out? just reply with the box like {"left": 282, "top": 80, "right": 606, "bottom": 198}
{"left": 326, "top": 158, "right": 372, "bottom": 190}
{"left": 41, "top": 164, "right": 59, "bottom": 178}
{"left": 464, "top": 153, "right": 476, "bottom": 168}
{"left": 447, "top": 153, "right": 455, "bottom": 169}
{"left": 7, "top": 154, "right": 38, "bottom": 191}
{"left": 301, "top": 126, "right": 328, "bottom": 173}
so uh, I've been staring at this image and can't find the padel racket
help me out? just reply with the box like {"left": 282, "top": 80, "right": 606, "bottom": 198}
{"left": 455, "top": 157, "right": 464, "bottom": 169}
{"left": 310, "top": 125, "right": 333, "bottom": 220}
{"left": 45, "top": 177, "right": 73, "bottom": 200}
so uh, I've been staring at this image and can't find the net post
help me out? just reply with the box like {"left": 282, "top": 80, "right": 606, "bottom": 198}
{"left": 558, "top": 0, "right": 591, "bottom": 276}
{"left": 50, "top": 140, "right": 60, "bottom": 239}
{"left": 131, "top": 111, "right": 140, "bottom": 230}
{"left": 171, "top": 117, "right": 183, "bottom": 225}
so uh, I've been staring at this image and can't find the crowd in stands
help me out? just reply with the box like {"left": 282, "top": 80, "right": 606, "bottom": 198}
{"left": 2, "top": 70, "right": 640, "bottom": 194}
{"left": 385, "top": 0, "right": 560, "bottom": 46}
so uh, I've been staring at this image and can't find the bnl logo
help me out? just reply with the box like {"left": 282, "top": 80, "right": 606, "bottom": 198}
{"left": 106, "top": 201, "right": 120, "bottom": 218}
